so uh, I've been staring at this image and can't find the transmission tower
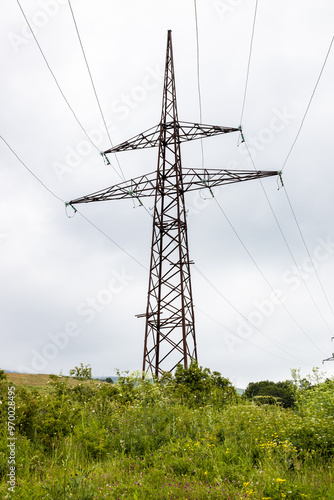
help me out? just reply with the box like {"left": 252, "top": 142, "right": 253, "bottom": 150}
{"left": 69, "top": 30, "right": 278, "bottom": 377}
{"left": 323, "top": 337, "right": 334, "bottom": 362}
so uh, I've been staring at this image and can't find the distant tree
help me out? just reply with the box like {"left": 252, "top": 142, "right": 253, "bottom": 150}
{"left": 105, "top": 377, "right": 113, "bottom": 384}
{"left": 69, "top": 363, "right": 92, "bottom": 380}
{"left": 291, "top": 367, "right": 324, "bottom": 391}
{"left": 243, "top": 380, "right": 296, "bottom": 408}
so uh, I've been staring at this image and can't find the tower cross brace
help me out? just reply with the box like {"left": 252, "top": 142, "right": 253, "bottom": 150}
{"left": 69, "top": 30, "right": 279, "bottom": 377}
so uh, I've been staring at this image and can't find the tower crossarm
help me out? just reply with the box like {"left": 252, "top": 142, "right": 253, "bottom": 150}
{"left": 181, "top": 168, "right": 279, "bottom": 193}
{"left": 103, "top": 121, "right": 239, "bottom": 154}
{"left": 177, "top": 122, "right": 239, "bottom": 142}
{"left": 68, "top": 168, "right": 278, "bottom": 206}
{"left": 68, "top": 30, "right": 281, "bottom": 377}
{"left": 68, "top": 171, "right": 157, "bottom": 205}
{"left": 103, "top": 125, "right": 161, "bottom": 153}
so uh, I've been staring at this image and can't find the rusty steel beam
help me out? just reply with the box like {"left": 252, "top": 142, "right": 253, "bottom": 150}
{"left": 68, "top": 30, "right": 279, "bottom": 377}
{"left": 68, "top": 168, "right": 278, "bottom": 205}
{"left": 103, "top": 122, "right": 239, "bottom": 154}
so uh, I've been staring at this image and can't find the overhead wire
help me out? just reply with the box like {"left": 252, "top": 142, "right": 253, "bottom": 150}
{"left": 192, "top": 0, "right": 324, "bottom": 360}
{"left": 239, "top": 0, "right": 259, "bottom": 126}
{"left": 67, "top": 0, "right": 126, "bottom": 182}
{"left": 240, "top": 33, "right": 334, "bottom": 329}
{"left": 16, "top": 0, "right": 152, "bottom": 216}
{"left": 193, "top": 0, "right": 205, "bottom": 168}
{"left": 10, "top": 2, "right": 331, "bottom": 365}
{"left": 243, "top": 139, "right": 334, "bottom": 342}
{"left": 281, "top": 35, "right": 334, "bottom": 171}
{"left": 67, "top": 1, "right": 154, "bottom": 217}
{"left": 277, "top": 35, "right": 334, "bottom": 322}
{"left": 1, "top": 132, "right": 311, "bottom": 365}
{"left": 213, "top": 195, "right": 328, "bottom": 356}
{"left": 15, "top": 0, "right": 101, "bottom": 154}
{"left": 0, "top": 135, "right": 147, "bottom": 271}
{"left": 193, "top": 265, "right": 311, "bottom": 365}
{"left": 236, "top": 4, "right": 334, "bottom": 347}
{"left": 75, "top": 210, "right": 148, "bottom": 270}
{"left": 1, "top": 134, "right": 64, "bottom": 205}
{"left": 283, "top": 186, "right": 334, "bottom": 319}
{"left": 195, "top": 305, "right": 311, "bottom": 364}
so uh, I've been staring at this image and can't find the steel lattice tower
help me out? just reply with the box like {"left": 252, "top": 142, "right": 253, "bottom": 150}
{"left": 141, "top": 31, "right": 197, "bottom": 376}
{"left": 69, "top": 30, "right": 278, "bottom": 377}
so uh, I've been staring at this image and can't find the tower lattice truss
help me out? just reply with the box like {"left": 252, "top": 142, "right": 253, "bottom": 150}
{"left": 69, "top": 30, "right": 278, "bottom": 377}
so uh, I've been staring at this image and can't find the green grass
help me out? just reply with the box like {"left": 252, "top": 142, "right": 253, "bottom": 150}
{"left": 0, "top": 368, "right": 333, "bottom": 499}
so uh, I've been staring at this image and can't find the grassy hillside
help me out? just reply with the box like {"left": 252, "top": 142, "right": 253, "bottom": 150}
{"left": 6, "top": 372, "right": 55, "bottom": 388}
{"left": 1, "top": 364, "right": 333, "bottom": 499}
{"left": 6, "top": 372, "right": 104, "bottom": 388}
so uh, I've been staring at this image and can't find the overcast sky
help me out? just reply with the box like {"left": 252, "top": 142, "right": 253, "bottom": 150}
{"left": 1, "top": 0, "right": 334, "bottom": 388}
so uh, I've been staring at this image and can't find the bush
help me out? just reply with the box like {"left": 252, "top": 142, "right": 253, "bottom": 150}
{"left": 170, "top": 361, "right": 238, "bottom": 407}
{"left": 1, "top": 366, "right": 334, "bottom": 499}
{"left": 243, "top": 379, "right": 296, "bottom": 408}
{"left": 69, "top": 363, "right": 92, "bottom": 380}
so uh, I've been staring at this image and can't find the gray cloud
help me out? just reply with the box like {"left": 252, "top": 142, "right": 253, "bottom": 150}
{"left": 1, "top": 0, "right": 334, "bottom": 388}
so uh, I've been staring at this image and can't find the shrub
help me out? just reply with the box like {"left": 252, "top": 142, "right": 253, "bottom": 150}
{"left": 69, "top": 363, "right": 92, "bottom": 380}
{"left": 243, "top": 379, "right": 296, "bottom": 408}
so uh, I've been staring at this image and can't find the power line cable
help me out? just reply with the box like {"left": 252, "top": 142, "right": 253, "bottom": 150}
{"left": 232, "top": 0, "right": 331, "bottom": 346}
{"left": 191, "top": 0, "right": 322, "bottom": 358}
{"left": 75, "top": 209, "right": 147, "bottom": 270}
{"left": 0, "top": 134, "right": 147, "bottom": 270}
{"left": 2, "top": 121, "right": 314, "bottom": 362}
{"left": 67, "top": 0, "right": 126, "bottom": 182}
{"left": 15, "top": 0, "right": 101, "bottom": 153}
{"left": 16, "top": 1, "right": 151, "bottom": 216}
{"left": 1, "top": 134, "right": 64, "bottom": 205}
{"left": 193, "top": 0, "right": 203, "bottom": 124}
{"left": 283, "top": 185, "right": 334, "bottom": 319}
{"left": 193, "top": 0, "right": 205, "bottom": 168}
{"left": 281, "top": 35, "right": 334, "bottom": 171}
{"left": 239, "top": 0, "right": 259, "bottom": 126}
{"left": 272, "top": 34, "right": 334, "bottom": 326}
{"left": 195, "top": 305, "right": 311, "bottom": 364}
{"left": 238, "top": 34, "right": 334, "bottom": 329}
{"left": 243, "top": 139, "right": 334, "bottom": 339}
{"left": 213, "top": 195, "right": 328, "bottom": 355}
{"left": 193, "top": 265, "right": 312, "bottom": 364}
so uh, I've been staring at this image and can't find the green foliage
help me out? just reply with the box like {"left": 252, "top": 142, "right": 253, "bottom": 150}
{"left": 297, "top": 377, "right": 334, "bottom": 419}
{"left": 243, "top": 379, "right": 296, "bottom": 408}
{"left": 1, "top": 367, "right": 334, "bottom": 499}
{"left": 170, "top": 360, "right": 238, "bottom": 407}
{"left": 69, "top": 363, "right": 92, "bottom": 380}
{"left": 291, "top": 366, "right": 326, "bottom": 390}
{"left": 0, "top": 369, "right": 7, "bottom": 382}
